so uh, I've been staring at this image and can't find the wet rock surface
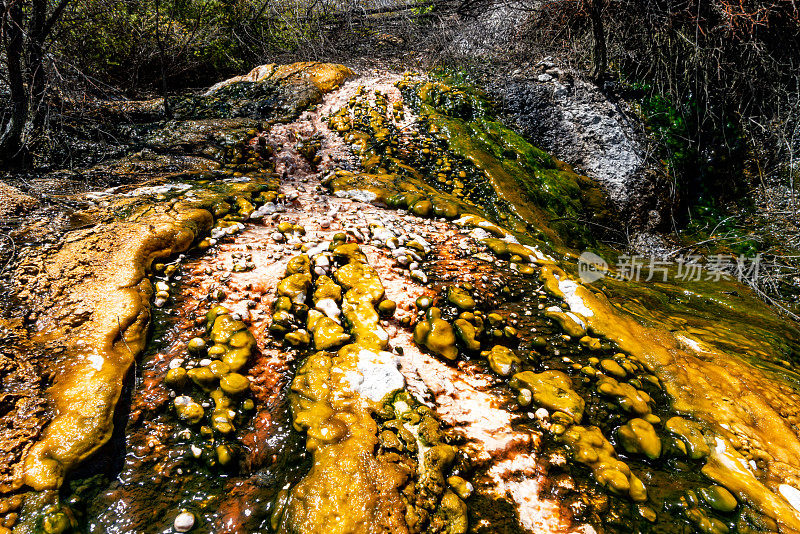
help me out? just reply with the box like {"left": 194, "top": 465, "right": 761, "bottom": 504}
{"left": 2, "top": 62, "right": 800, "bottom": 534}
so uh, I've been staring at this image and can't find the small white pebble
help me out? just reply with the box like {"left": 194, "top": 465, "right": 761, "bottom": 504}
{"left": 315, "top": 254, "right": 330, "bottom": 268}
{"left": 174, "top": 511, "right": 195, "bottom": 532}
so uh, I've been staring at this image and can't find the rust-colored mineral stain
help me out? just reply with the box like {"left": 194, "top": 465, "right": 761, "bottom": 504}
{"left": 10, "top": 62, "right": 352, "bottom": 493}
{"left": 22, "top": 206, "right": 213, "bottom": 491}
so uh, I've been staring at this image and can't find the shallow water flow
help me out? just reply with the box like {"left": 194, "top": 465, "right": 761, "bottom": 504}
{"left": 6, "top": 64, "right": 800, "bottom": 534}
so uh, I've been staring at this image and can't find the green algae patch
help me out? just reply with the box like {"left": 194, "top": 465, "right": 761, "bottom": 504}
{"left": 398, "top": 79, "right": 609, "bottom": 248}
{"left": 597, "top": 268, "right": 800, "bottom": 388}
{"left": 325, "top": 80, "right": 607, "bottom": 252}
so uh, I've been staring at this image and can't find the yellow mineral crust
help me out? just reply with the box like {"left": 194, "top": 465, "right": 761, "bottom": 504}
{"left": 284, "top": 348, "right": 409, "bottom": 534}
{"left": 271, "top": 62, "right": 355, "bottom": 92}
{"left": 561, "top": 425, "right": 647, "bottom": 502}
{"left": 450, "top": 157, "right": 800, "bottom": 528}
{"left": 14, "top": 62, "right": 352, "bottom": 494}
{"left": 333, "top": 247, "right": 389, "bottom": 351}
{"left": 282, "top": 247, "right": 412, "bottom": 533}
{"left": 509, "top": 370, "right": 584, "bottom": 423}
{"left": 21, "top": 204, "right": 214, "bottom": 490}
{"left": 206, "top": 62, "right": 354, "bottom": 95}
{"left": 541, "top": 267, "right": 800, "bottom": 531}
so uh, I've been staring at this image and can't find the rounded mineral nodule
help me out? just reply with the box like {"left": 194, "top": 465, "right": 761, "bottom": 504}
{"left": 187, "top": 367, "right": 217, "bottom": 390}
{"left": 220, "top": 373, "right": 250, "bottom": 396}
{"left": 208, "top": 360, "right": 231, "bottom": 378}
{"left": 378, "top": 299, "right": 397, "bottom": 317}
{"left": 173, "top": 511, "right": 195, "bottom": 532}
{"left": 42, "top": 510, "right": 71, "bottom": 534}
{"left": 174, "top": 396, "right": 204, "bottom": 424}
{"left": 698, "top": 485, "right": 738, "bottom": 512}
{"left": 187, "top": 337, "right": 206, "bottom": 355}
{"left": 216, "top": 444, "right": 236, "bottom": 467}
{"left": 208, "top": 345, "right": 226, "bottom": 357}
{"left": 165, "top": 367, "right": 189, "bottom": 389}
{"left": 415, "top": 295, "right": 432, "bottom": 310}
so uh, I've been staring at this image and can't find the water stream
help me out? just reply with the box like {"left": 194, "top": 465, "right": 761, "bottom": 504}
{"left": 4, "top": 64, "right": 800, "bottom": 534}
